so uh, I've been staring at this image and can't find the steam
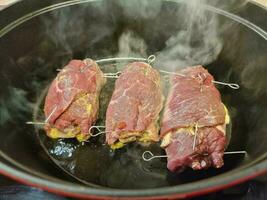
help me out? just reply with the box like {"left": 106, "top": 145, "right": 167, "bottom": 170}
{"left": 40, "top": 0, "right": 249, "bottom": 70}
{"left": 117, "top": 31, "right": 147, "bottom": 58}
{"left": 115, "top": 0, "right": 161, "bottom": 58}
{"left": 39, "top": 0, "right": 251, "bottom": 71}
{"left": 41, "top": 4, "right": 117, "bottom": 62}
{"left": 155, "top": 0, "right": 223, "bottom": 69}
{"left": 42, "top": 8, "right": 75, "bottom": 58}
{"left": 0, "top": 87, "right": 33, "bottom": 125}
{"left": 116, "top": 0, "right": 227, "bottom": 70}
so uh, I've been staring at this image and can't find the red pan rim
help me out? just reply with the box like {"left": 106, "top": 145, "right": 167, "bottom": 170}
{"left": 0, "top": 160, "right": 267, "bottom": 199}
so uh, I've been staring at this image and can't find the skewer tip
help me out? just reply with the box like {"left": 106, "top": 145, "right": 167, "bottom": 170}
{"left": 142, "top": 151, "right": 155, "bottom": 161}
{"left": 142, "top": 150, "right": 247, "bottom": 162}
{"left": 26, "top": 121, "right": 47, "bottom": 125}
{"left": 212, "top": 81, "right": 240, "bottom": 89}
{"left": 224, "top": 151, "right": 247, "bottom": 155}
{"left": 228, "top": 83, "right": 240, "bottom": 89}
{"left": 147, "top": 55, "right": 156, "bottom": 64}
{"left": 89, "top": 126, "right": 106, "bottom": 137}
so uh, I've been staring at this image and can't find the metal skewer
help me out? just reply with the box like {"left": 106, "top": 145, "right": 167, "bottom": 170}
{"left": 26, "top": 106, "right": 57, "bottom": 125}
{"left": 44, "top": 106, "right": 57, "bottom": 123}
{"left": 88, "top": 125, "right": 107, "bottom": 137}
{"left": 103, "top": 71, "right": 122, "bottom": 79}
{"left": 98, "top": 55, "right": 156, "bottom": 78}
{"left": 142, "top": 150, "right": 247, "bottom": 162}
{"left": 56, "top": 55, "right": 239, "bottom": 89}
{"left": 27, "top": 118, "right": 107, "bottom": 138}
{"left": 26, "top": 121, "right": 47, "bottom": 125}
{"left": 96, "top": 54, "right": 156, "bottom": 65}
{"left": 147, "top": 55, "right": 156, "bottom": 64}
{"left": 95, "top": 57, "right": 145, "bottom": 64}
{"left": 212, "top": 80, "right": 240, "bottom": 89}
{"left": 223, "top": 151, "right": 247, "bottom": 155}
{"left": 56, "top": 55, "right": 156, "bottom": 74}
{"left": 88, "top": 55, "right": 240, "bottom": 89}
{"left": 158, "top": 70, "right": 240, "bottom": 90}
{"left": 57, "top": 55, "right": 155, "bottom": 73}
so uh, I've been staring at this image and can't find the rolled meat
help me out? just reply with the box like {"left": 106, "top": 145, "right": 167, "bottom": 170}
{"left": 106, "top": 62, "right": 164, "bottom": 149}
{"left": 44, "top": 59, "right": 106, "bottom": 141}
{"left": 160, "top": 66, "right": 229, "bottom": 172}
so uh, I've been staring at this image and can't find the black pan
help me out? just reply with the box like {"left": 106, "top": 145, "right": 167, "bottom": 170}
{"left": 0, "top": 0, "right": 266, "bottom": 199}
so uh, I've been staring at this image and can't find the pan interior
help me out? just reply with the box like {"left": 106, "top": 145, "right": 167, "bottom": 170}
{"left": 34, "top": 60, "right": 241, "bottom": 189}
{"left": 0, "top": 0, "right": 266, "bottom": 191}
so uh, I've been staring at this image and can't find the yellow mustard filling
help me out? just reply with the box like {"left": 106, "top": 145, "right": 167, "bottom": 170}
{"left": 110, "top": 131, "right": 154, "bottom": 150}
{"left": 48, "top": 127, "right": 89, "bottom": 142}
{"left": 111, "top": 142, "right": 125, "bottom": 150}
{"left": 111, "top": 106, "right": 230, "bottom": 150}
{"left": 86, "top": 104, "right": 92, "bottom": 114}
{"left": 180, "top": 127, "right": 195, "bottom": 135}
{"left": 48, "top": 128, "right": 76, "bottom": 139}
{"left": 110, "top": 131, "right": 157, "bottom": 150}
{"left": 76, "top": 133, "right": 89, "bottom": 142}
{"left": 224, "top": 105, "right": 230, "bottom": 124}
{"left": 161, "top": 105, "right": 231, "bottom": 147}
{"left": 138, "top": 132, "right": 152, "bottom": 143}
{"left": 47, "top": 94, "right": 94, "bottom": 142}
{"left": 49, "top": 128, "right": 62, "bottom": 139}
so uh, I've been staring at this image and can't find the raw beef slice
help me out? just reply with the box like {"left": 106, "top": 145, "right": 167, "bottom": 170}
{"left": 106, "top": 62, "right": 164, "bottom": 149}
{"left": 160, "top": 65, "right": 229, "bottom": 171}
{"left": 44, "top": 59, "right": 106, "bottom": 141}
